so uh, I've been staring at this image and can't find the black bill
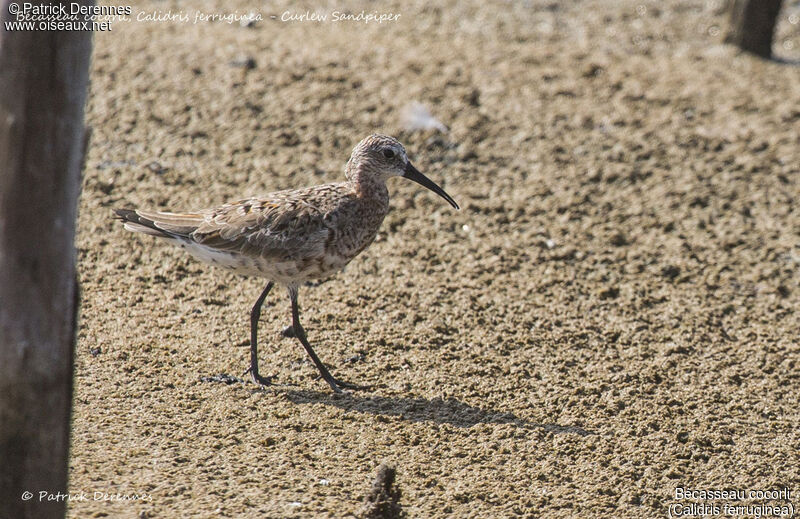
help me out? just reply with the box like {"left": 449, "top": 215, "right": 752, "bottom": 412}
{"left": 403, "top": 162, "right": 459, "bottom": 209}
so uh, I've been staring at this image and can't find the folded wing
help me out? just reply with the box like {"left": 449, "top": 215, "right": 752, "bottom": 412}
{"left": 114, "top": 185, "right": 348, "bottom": 264}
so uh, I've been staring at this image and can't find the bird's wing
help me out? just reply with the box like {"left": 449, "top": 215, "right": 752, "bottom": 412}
{"left": 190, "top": 185, "right": 349, "bottom": 260}
{"left": 124, "top": 210, "right": 205, "bottom": 237}
{"left": 118, "top": 183, "right": 353, "bottom": 261}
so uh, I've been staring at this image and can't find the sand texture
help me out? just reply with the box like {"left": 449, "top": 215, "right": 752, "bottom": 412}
{"left": 71, "top": 1, "right": 799, "bottom": 517}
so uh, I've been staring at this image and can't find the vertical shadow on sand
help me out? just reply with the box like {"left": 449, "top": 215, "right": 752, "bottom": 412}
{"left": 282, "top": 389, "right": 593, "bottom": 436}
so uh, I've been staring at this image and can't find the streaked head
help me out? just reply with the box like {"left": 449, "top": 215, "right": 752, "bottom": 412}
{"left": 346, "top": 134, "right": 459, "bottom": 209}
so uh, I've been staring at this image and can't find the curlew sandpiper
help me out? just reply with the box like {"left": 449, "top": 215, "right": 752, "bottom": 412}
{"left": 115, "top": 134, "right": 458, "bottom": 393}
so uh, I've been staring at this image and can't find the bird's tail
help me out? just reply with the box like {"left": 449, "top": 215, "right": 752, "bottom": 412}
{"left": 113, "top": 208, "right": 203, "bottom": 239}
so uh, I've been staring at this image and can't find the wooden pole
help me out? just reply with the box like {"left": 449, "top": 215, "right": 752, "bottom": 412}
{"left": 0, "top": 2, "right": 93, "bottom": 518}
{"left": 725, "top": 0, "right": 783, "bottom": 59}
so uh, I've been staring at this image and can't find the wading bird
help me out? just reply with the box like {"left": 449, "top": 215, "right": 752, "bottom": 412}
{"left": 115, "top": 134, "right": 458, "bottom": 393}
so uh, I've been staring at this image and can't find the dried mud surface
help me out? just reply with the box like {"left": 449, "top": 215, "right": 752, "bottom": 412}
{"left": 71, "top": 1, "right": 800, "bottom": 517}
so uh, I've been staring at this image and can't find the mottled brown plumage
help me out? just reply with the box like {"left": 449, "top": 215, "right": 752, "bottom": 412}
{"left": 115, "top": 134, "right": 458, "bottom": 393}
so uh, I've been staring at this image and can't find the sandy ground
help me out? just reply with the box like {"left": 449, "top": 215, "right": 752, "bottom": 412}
{"left": 70, "top": 0, "right": 800, "bottom": 517}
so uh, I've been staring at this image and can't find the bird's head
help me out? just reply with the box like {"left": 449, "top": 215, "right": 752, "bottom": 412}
{"left": 345, "top": 134, "right": 459, "bottom": 209}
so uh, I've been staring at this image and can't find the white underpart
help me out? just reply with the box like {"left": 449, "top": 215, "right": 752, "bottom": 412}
{"left": 123, "top": 221, "right": 346, "bottom": 284}
{"left": 165, "top": 237, "right": 336, "bottom": 284}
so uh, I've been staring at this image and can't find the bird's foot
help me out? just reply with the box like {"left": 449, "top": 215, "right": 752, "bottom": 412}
{"left": 321, "top": 375, "right": 369, "bottom": 393}
{"left": 242, "top": 367, "right": 273, "bottom": 386}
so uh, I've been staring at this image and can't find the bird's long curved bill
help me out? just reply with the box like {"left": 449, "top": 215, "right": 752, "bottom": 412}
{"left": 403, "top": 162, "right": 459, "bottom": 209}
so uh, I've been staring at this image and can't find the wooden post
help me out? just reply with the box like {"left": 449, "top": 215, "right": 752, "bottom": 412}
{"left": 724, "top": 0, "right": 784, "bottom": 58}
{"left": 0, "top": 2, "right": 93, "bottom": 518}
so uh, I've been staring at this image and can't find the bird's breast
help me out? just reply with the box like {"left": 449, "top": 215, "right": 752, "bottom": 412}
{"left": 320, "top": 201, "right": 387, "bottom": 269}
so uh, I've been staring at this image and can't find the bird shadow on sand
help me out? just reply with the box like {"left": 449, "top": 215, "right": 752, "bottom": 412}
{"left": 280, "top": 389, "right": 593, "bottom": 436}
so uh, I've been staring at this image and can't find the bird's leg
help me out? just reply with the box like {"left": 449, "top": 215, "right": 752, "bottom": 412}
{"left": 288, "top": 285, "right": 368, "bottom": 393}
{"left": 243, "top": 281, "right": 274, "bottom": 385}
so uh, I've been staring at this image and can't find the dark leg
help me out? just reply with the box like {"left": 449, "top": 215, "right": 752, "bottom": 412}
{"left": 288, "top": 285, "right": 367, "bottom": 393}
{"left": 243, "top": 281, "right": 274, "bottom": 385}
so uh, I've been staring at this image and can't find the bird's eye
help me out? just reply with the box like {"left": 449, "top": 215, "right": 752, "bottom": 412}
{"left": 382, "top": 149, "right": 395, "bottom": 159}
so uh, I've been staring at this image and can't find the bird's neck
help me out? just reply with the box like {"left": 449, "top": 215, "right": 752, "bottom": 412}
{"left": 346, "top": 166, "right": 389, "bottom": 207}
